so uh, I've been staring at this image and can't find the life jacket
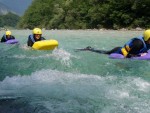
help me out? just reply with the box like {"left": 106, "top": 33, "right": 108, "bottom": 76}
{"left": 29, "top": 34, "right": 45, "bottom": 43}
{"left": 29, "top": 35, "right": 35, "bottom": 43}
{"left": 120, "top": 36, "right": 147, "bottom": 56}
{"left": 137, "top": 36, "right": 147, "bottom": 53}
{"left": 3, "top": 35, "right": 13, "bottom": 41}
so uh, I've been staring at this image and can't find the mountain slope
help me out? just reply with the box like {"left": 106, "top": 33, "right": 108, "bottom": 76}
{"left": 0, "top": 0, "right": 32, "bottom": 16}
{"left": 0, "top": 2, "right": 20, "bottom": 27}
{"left": 0, "top": 2, "right": 11, "bottom": 15}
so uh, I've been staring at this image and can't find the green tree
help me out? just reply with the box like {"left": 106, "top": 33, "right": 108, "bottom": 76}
{"left": 0, "top": 12, "right": 20, "bottom": 28}
{"left": 18, "top": 0, "right": 150, "bottom": 29}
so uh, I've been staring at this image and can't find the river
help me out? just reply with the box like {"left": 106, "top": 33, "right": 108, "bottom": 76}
{"left": 0, "top": 30, "right": 150, "bottom": 113}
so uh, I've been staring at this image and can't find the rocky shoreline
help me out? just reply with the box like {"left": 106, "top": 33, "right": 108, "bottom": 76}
{"left": 0, "top": 27, "right": 145, "bottom": 31}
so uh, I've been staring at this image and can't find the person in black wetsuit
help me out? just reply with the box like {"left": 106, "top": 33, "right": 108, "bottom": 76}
{"left": 1, "top": 30, "right": 15, "bottom": 42}
{"left": 76, "top": 29, "right": 150, "bottom": 58}
{"left": 27, "top": 28, "right": 45, "bottom": 47}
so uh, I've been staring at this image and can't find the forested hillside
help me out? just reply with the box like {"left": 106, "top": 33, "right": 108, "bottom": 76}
{"left": 0, "top": 12, "right": 20, "bottom": 28}
{"left": 18, "top": 0, "right": 150, "bottom": 29}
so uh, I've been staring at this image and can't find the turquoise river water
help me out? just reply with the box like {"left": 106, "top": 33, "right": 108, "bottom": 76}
{"left": 0, "top": 30, "right": 150, "bottom": 113}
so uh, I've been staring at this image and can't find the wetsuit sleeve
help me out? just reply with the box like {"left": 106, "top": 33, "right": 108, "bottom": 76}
{"left": 27, "top": 36, "right": 34, "bottom": 47}
{"left": 1, "top": 36, "right": 6, "bottom": 42}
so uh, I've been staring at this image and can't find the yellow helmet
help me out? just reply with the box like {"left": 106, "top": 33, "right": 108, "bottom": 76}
{"left": 143, "top": 29, "right": 150, "bottom": 41}
{"left": 6, "top": 30, "right": 11, "bottom": 35}
{"left": 33, "top": 28, "right": 42, "bottom": 35}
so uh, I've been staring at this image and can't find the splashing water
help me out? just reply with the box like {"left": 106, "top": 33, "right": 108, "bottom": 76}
{"left": 0, "top": 69, "right": 150, "bottom": 113}
{"left": 52, "top": 48, "right": 74, "bottom": 67}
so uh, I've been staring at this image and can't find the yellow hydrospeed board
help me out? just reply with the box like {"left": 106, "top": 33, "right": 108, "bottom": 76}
{"left": 32, "top": 40, "right": 59, "bottom": 50}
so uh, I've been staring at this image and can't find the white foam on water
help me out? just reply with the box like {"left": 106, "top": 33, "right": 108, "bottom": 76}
{"left": 20, "top": 44, "right": 31, "bottom": 50}
{"left": 10, "top": 48, "right": 76, "bottom": 67}
{"left": 108, "top": 90, "right": 130, "bottom": 99}
{"left": 0, "top": 69, "right": 103, "bottom": 98}
{"left": 12, "top": 54, "right": 53, "bottom": 59}
{"left": 106, "top": 76, "right": 150, "bottom": 98}
{"left": 52, "top": 48, "right": 77, "bottom": 67}
{"left": 133, "top": 78, "right": 150, "bottom": 92}
{"left": 0, "top": 70, "right": 150, "bottom": 113}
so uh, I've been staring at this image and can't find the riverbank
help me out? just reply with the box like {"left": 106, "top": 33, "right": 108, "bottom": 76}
{"left": 0, "top": 27, "right": 145, "bottom": 32}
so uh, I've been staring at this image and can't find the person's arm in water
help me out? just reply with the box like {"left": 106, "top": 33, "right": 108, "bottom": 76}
{"left": 121, "top": 39, "right": 144, "bottom": 58}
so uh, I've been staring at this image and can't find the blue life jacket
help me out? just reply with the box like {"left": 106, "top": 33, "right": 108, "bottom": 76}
{"left": 29, "top": 35, "right": 35, "bottom": 43}
{"left": 138, "top": 36, "right": 148, "bottom": 53}
{"left": 29, "top": 34, "right": 45, "bottom": 43}
{"left": 116, "top": 36, "right": 148, "bottom": 55}
{"left": 3, "top": 35, "right": 13, "bottom": 41}
{"left": 125, "top": 36, "right": 147, "bottom": 54}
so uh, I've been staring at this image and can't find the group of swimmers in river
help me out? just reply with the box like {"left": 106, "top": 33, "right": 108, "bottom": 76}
{"left": 1, "top": 28, "right": 45, "bottom": 47}
{"left": 1, "top": 28, "right": 150, "bottom": 58}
